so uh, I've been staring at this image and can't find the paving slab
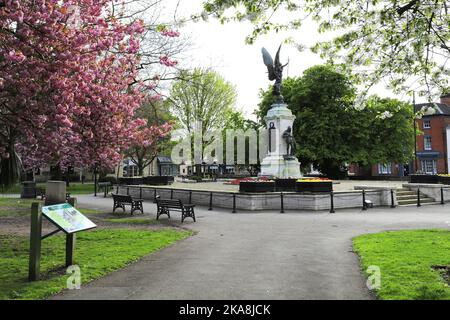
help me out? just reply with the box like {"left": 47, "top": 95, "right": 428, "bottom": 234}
{"left": 51, "top": 195, "right": 450, "bottom": 300}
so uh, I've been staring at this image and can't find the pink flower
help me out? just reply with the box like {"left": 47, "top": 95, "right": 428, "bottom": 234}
{"left": 159, "top": 55, "right": 178, "bottom": 67}
{"left": 161, "top": 30, "right": 180, "bottom": 37}
{"left": 8, "top": 50, "right": 26, "bottom": 63}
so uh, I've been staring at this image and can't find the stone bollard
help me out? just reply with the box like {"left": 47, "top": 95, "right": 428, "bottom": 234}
{"left": 45, "top": 181, "right": 67, "bottom": 205}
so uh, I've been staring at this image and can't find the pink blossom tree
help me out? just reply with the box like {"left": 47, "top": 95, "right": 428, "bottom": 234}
{"left": 0, "top": 0, "right": 179, "bottom": 187}
{"left": 126, "top": 121, "right": 174, "bottom": 176}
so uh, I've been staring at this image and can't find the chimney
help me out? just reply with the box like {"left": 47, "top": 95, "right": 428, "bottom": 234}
{"left": 441, "top": 93, "right": 450, "bottom": 106}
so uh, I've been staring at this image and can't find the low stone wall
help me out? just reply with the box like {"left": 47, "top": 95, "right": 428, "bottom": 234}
{"left": 353, "top": 185, "right": 398, "bottom": 207}
{"left": 115, "top": 185, "right": 392, "bottom": 211}
{"left": 403, "top": 183, "right": 450, "bottom": 202}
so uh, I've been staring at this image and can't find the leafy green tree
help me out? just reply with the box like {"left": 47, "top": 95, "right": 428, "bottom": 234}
{"left": 203, "top": 0, "right": 449, "bottom": 100}
{"left": 167, "top": 68, "right": 237, "bottom": 170}
{"left": 167, "top": 68, "right": 237, "bottom": 137}
{"left": 364, "top": 96, "right": 415, "bottom": 166}
{"left": 257, "top": 65, "right": 414, "bottom": 177}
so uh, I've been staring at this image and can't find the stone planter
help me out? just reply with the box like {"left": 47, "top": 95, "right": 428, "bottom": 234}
{"left": 439, "top": 176, "right": 450, "bottom": 185}
{"left": 239, "top": 181, "right": 276, "bottom": 193}
{"left": 295, "top": 181, "right": 333, "bottom": 193}
{"left": 410, "top": 175, "right": 440, "bottom": 184}
{"left": 118, "top": 177, "right": 143, "bottom": 185}
{"left": 275, "top": 179, "right": 297, "bottom": 192}
{"left": 143, "top": 176, "right": 174, "bottom": 185}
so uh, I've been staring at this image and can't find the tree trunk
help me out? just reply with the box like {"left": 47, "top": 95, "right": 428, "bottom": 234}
{"left": 0, "top": 138, "right": 20, "bottom": 189}
{"left": 65, "top": 170, "right": 70, "bottom": 187}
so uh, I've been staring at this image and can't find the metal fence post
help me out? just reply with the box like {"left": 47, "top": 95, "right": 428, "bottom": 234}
{"left": 441, "top": 187, "right": 444, "bottom": 205}
{"left": 280, "top": 192, "right": 285, "bottom": 213}
{"left": 417, "top": 188, "right": 421, "bottom": 207}
{"left": 189, "top": 191, "right": 192, "bottom": 204}
{"left": 362, "top": 190, "right": 367, "bottom": 211}
{"left": 232, "top": 194, "right": 237, "bottom": 213}
{"left": 139, "top": 187, "right": 142, "bottom": 199}
{"left": 209, "top": 192, "right": 213, "bottom": 211}
{"left": 330, "top": 192, "right": 335, "bottom": 213}
{"left": 391, "top": 189, "right": 396, "bottom": 208}
{"left": 153, "top": 189, "right": 157, "bottom": 203}
{"left": 170, "top": 189, "right": 174, "bottom": 199}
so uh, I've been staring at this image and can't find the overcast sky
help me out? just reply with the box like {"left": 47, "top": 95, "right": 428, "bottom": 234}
{"left": 160, "top": 0, "right": 419, "bottom": 119}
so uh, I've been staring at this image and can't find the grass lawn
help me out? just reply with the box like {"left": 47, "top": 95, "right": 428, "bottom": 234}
{"left": 1, "top": 183, "right": 95, "bottom": 195}
{"left": 0, "top": 198, "right": 103, "bottom": 217}
{"left": 0, "top": 228, "right": 192, "bottom": 300}
{"left": 353, "top": 229, "right": 450, "bottom": 300}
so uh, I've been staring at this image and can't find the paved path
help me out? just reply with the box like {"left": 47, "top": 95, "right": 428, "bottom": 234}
{"left": 52, "top": 195, "right": 450, "bottom": 300}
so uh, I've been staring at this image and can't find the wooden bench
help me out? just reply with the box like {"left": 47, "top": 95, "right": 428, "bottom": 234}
{"left": 112, "top": 193, "right": 144, "bottom": 215}
{"left": 155, "top": 198, "right": 196, "bottom": 223}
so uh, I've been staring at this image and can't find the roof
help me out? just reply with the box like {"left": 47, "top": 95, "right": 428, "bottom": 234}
{"left": 414, "top": 103, "right": 450, "bottom": 116}
{"left": 157, "top": 156, "right": 173, "bottom": 164}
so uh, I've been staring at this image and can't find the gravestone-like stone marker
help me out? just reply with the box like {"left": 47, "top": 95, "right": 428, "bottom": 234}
{"left": 45, "top": 181, "right": 66, "bottom": 205}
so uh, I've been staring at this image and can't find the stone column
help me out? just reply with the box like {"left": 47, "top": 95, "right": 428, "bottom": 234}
{"left": 45, "top": 181, "right": 67, "bottom": 205}
{"left": 260, "top": 103, "right": 302, "bottom": 178}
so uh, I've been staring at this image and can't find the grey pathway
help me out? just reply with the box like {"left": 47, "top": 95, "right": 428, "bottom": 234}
{"left": 52, "top": 195, "right": 450, "bottom": 300}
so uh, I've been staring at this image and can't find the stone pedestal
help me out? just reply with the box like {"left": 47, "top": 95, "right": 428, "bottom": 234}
{"left": 260, "top": 103, "right": 302, "bottom": 179}
{"left": 45, "top": 181, "right": 67, "bottom": 205}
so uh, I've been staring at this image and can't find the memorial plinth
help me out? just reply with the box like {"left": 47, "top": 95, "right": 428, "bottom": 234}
{"left": 260, "top": 103, "right": 302, "bottom": 179}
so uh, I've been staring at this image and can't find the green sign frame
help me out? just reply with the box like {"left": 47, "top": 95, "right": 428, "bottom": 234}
{"left": 42, "top": 203, "right": 96, "bottom": 234}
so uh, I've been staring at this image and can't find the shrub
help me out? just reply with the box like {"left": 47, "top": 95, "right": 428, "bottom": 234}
{"left": 98, "top": 176, "right": 117, "bottom": 185}
{"left": 189, "top": 176, "right": 203, "bottom": 182}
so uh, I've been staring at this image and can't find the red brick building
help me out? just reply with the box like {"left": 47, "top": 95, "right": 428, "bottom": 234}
{"left": 350, "top": 94, "right": 450, "bottom": 178}
{"left": 412, "top": 94, "right": 450, "bottom": 175}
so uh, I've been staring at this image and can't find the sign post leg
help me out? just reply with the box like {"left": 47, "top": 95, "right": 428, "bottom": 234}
{"left": 66, "top": 234, "right": 76, "bottom": 267}
{"left": 66, "top": 198, "right": 77, "bottom": 267}
{"left": 29, "top": 202, "right": 42, "bottom": 281}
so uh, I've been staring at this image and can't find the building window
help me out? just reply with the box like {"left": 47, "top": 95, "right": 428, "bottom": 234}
{"left": 378, "top": 163, "right": 392, "bottom": 175}
{"left": 421, "top": 160, "right": 437, "bottom": 174}
{"left": 424, "top": 136, "right": 432, "bottom": 150}
{"left": 423, "top": 120, "right": 431, "bottom": 129}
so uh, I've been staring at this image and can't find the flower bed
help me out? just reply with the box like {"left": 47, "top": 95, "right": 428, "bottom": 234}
{"left": 229, "top": 177, "right": 269, "bottom": 185}
{"left": 295, "top": 178, "right": 333, "bottom": 193}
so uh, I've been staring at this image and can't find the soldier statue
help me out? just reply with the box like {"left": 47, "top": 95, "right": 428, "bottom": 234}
{"left": 282, "top": 126, "right": 296, "bottom": 157}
